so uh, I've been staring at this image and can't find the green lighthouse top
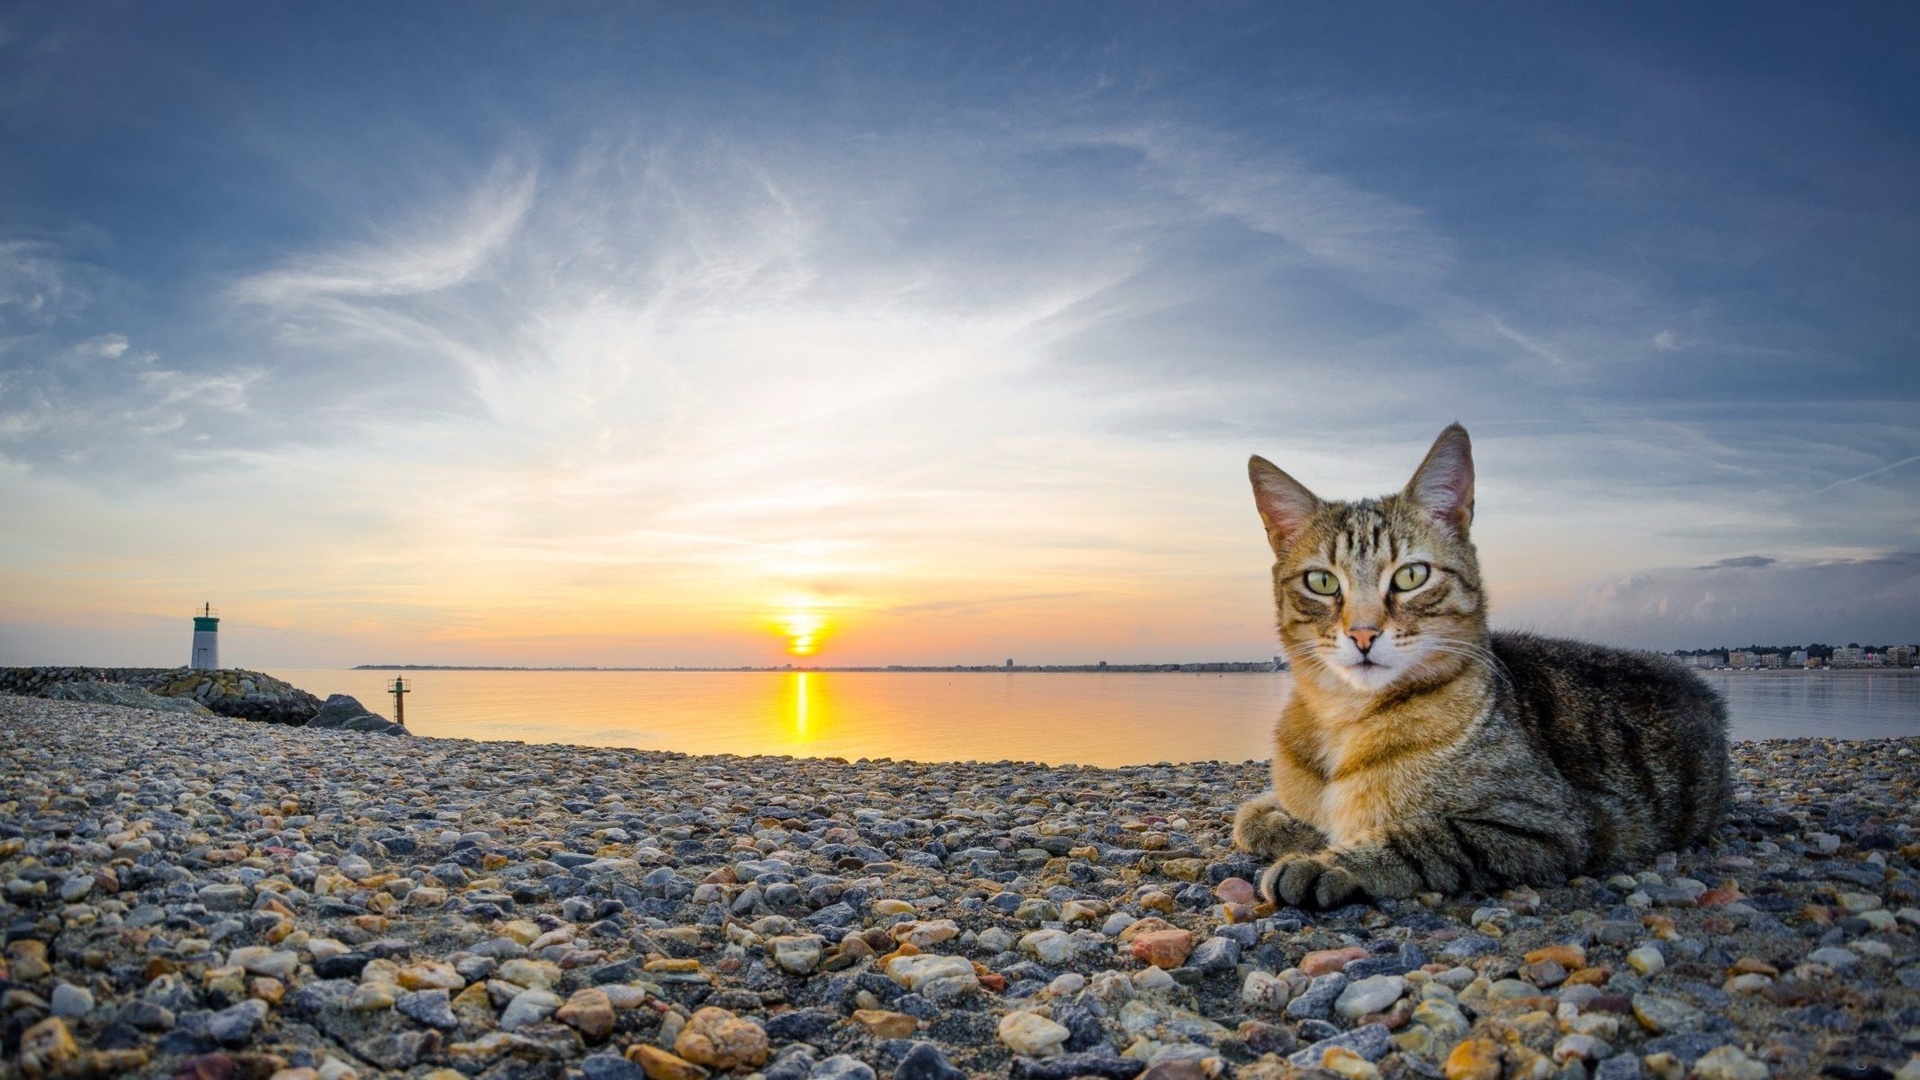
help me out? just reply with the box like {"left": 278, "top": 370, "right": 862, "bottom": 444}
{"left": 194, "top": 602, "right": 219, "bottom": 632}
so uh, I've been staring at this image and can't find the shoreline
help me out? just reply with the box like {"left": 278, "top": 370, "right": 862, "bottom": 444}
{"left": 346, "top": 666, "right": 1918, "bottom": 676}
{"left": 1, "top": 694, "right": 1916, "bottom": 1080}
{"left": 349, "top": 665, "right": 1289, "bottom": 675}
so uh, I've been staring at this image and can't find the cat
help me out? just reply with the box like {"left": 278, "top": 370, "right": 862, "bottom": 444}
{"left": 1233, "top": 423, "right": 1730, "bottom": 908}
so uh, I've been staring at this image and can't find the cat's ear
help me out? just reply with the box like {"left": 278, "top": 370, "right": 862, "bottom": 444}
{"left": 1404, "top": 423, "right": 1475, "bottom": 536}
{"left": 1249, "top": 455, "right": 1320, "bottom": 554}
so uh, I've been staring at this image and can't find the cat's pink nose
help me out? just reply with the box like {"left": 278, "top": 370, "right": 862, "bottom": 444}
{"left": 1348, "top": 626, "right": 1380, "bottom": 652}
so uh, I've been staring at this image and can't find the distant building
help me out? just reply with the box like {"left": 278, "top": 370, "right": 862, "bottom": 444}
{"left": 1888, "top": 645, "right": 1916, "bottom": 667}
{"left": 1728, "top": 651, "right": 1752, "bottom": 669}
{"left": 1789, "top": 649, "right": 1809, "bottom": 667}
{"left": 1831, "top": 646, "right": 1864, "bottom": 668}
{"left": 190, "top": 603, "right": 219, "bottom": 670}
{"left": 1757, "top": 652, "right": 1784, "bottom": 669}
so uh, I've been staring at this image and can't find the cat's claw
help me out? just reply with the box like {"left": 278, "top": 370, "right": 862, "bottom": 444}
{"left": 1261, "top": 852, "right": 1364, "bottom": 909}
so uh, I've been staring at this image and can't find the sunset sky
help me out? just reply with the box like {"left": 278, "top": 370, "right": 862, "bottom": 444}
{"left": 2, "top": 4, "right": 1916, "bottom": 668}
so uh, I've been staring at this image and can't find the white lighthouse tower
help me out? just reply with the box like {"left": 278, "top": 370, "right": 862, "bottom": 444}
{"left": 190, "top": 603, "right": 219, "bottom": 670}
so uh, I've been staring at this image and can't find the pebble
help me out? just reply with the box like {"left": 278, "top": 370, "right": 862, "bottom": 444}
{"left": 1048, "top": 972, "right": 1086, "bottom": 996}
{"left": 1631, "top": 993, "right": 1702, "bottom": 1034}
{"left": 1287, "top": 972, "right": 1349, "bottom": 1020}
{"left": 999, "top": 1010, "right": 1072, "bottom": 1056}
{"left": 395, "top": 988, "right": 460, "bottom": 1030}
{"left": 811, "top": 1055, "right": 878, "bottom": 1080}
{"left": 894, "top": 1043, "right": 967, "bottom": 1080}
{"left": 1303, "top": 946, "right": 1370, "bottom": 975}
{"left": 555, "top": 987, "right": 616, "bottom": 1040}
{"left": 674, "top": 1006, "right": 769, "bottom": 1070}
{"left": 1184, "top": 935, "right": 1239, "bottom": 974}
{"left": 1, "top": 694, "right": 1915, "bottom": 1080}
{"left": 1444, "top": 1037, "right": 1501, "bottom": 1080}
{"left": 885, "top": 954, "right": 979, "bottom": 1000}
{"left": 854, "top": 1008, "right": 918, "bottom": 1039}
{"left": 1626, "top": 944, "right": 1666, "bottom": 977}
{"left": 17, "top": 1018, "right": 80, "bottom": 1077}
{"left": 498, "top": 987, "right": 561, "bottom": 1031}
{"left": 395, "top": 960, "right": 464, "bottom": 990}
{"left": 1021, "top": 928, "right": 1079, "bottom": 965}
{"left": 1806, "top": 946, "right": 1861, "bottom": 970}
{"left": 1553, "top": 1034, "right": 1610, "bottom": 1064}
{"left": 1214, "top": 877, "right": 1257, "bottom": 906}
{"left": 1320, "top": 1046, "right": 1383, "bottom": 1080}
{"left": 1131, "top": 966, "right": 1177, "bottom": 992}
{"left": 626, "top": 1044, "right": 708, "bottom": 1080}
{"left": 48, "top": 982, "right": 93, "bottom": 1018}
{"left": 208, "top": 999, "right": 269, "bottom": 1045}
{"left": 582, "top": 1054, "right": 649, "bottom": 1080}
{"left": 1691, "top": 1045, "right": 1770, "bottom": 1080}
{"left": 1335, "top": 975, "right": 1406, "bottom": 1020}
{"left": 1241, "top": 969, "right": 1290, "bottom": 1010}
{"left": 1130, "top": 928, "right": 1194, "bottom": 969}
{"left": 769, "top": 935, "right": 823, "bottom": 974}
{"left": 1595, "top": 1053, "right": 1644, "bottom": 1080}
{"left": 198, "top": 882, "right": 250, "bottom": 910}
{"left": 1289, "top": 1023, "right": 1393, "bottom": 1067}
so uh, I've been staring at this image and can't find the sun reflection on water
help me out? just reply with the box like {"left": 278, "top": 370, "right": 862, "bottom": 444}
{"left": 790, "top": 671, "right": 814, "bottom": 740}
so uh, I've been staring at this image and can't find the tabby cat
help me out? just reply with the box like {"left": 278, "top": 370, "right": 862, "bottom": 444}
{"left": 1234, "top": 424, "right": 1730, "bottom": 908}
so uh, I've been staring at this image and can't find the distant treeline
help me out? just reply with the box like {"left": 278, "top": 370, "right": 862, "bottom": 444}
{"left": 1672, "top": 643, "right": 1903, "bottom": 660}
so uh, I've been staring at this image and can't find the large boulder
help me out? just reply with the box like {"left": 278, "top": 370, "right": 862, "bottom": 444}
{"left": 307, "top": 694, "right": 409, "bottom": 736}
{"left": 305, "top": 694, "right": 373, "bottom": 728}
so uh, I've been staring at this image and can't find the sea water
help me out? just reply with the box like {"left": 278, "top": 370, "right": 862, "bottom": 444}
{"left": 264, "top": 667, "right": 1920, "bottom": 766}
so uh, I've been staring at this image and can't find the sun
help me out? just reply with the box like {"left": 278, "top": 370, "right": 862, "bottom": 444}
{"left": 779, "top": 608, "right": 829, "bottom": 657}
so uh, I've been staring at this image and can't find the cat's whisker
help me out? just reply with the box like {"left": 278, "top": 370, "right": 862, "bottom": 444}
{"left": 1410, "top": 640, "right": 1518, "bottom": 685}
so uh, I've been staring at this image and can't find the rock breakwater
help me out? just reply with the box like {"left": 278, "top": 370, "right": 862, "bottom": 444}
{"left": 0, "top": 667, "right": 323, "bottom": 726}
{"left": 0, "top": 695, "right": 1916, "bottom": 1080}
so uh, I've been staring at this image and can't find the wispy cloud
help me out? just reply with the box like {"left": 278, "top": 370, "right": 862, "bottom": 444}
{"left": 234, "top": 163, "right": 538, "bottom": 306}
{"left": 1113, "top": 127, "right": 1452, "bottom": 282}
{"left": 0, "top": 6, "right": 1914, "bottom": 664}
{"left": 0, "top": 329, "right": 260, "bottom": 472}
{"left": 0, "top": 241, "right": 82, "bottom": 327}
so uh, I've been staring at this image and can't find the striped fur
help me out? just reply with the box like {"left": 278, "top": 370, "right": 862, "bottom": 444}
{"left": 1234, "top": 424, "right": 1730, "bottom": 907}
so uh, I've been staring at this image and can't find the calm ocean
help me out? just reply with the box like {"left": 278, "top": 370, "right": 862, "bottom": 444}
{"left": 263, "top": 668, "right": 1920, "bottom": 767}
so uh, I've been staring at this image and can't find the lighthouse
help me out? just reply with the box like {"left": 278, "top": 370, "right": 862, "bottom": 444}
{"left": 190, "top": 603, "right": 219, "bottom": 670}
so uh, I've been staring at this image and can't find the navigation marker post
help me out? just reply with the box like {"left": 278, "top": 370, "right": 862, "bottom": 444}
{"left": 388, "top": 677, "right": 410, "bottom": 726}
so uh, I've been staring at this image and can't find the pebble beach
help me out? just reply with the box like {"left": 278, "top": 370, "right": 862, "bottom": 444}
{"left": 3, "top": 695, "right": 1918, "bottom": 1080}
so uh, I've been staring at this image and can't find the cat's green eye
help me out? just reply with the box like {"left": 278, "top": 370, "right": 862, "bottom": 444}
{"left": 1392, "top": 563, "right": 1431, "bottom": 591}
{"left": 1303, "top": 570, "right": 1340, "bottom": 596}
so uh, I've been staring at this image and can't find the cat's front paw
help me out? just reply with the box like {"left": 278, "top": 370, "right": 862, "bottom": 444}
{"left": 1233, "top": 793, "right": 1328, "bottom": 859}
{"left": 1260, "top": 845, "right": 1422, "bottom": 909}
{"left": 1260, "top": 852, "right": 1362, "bottom": 909}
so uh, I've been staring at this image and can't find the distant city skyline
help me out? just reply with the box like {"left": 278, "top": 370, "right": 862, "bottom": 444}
{"left": 2, "top": 6, "right": 1916, "bottom": 668}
